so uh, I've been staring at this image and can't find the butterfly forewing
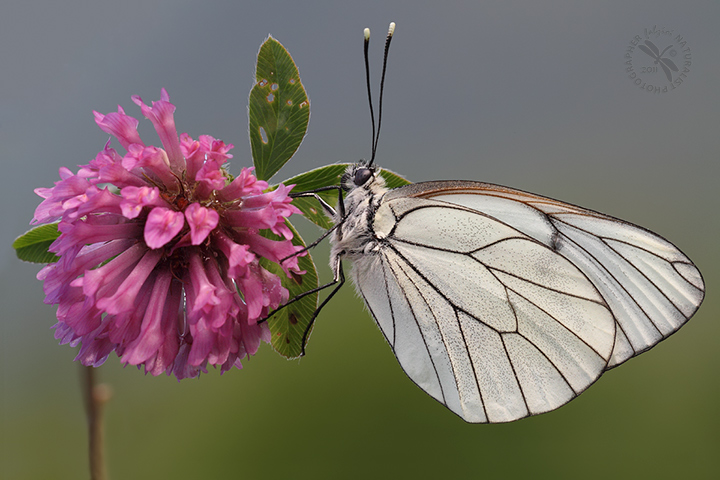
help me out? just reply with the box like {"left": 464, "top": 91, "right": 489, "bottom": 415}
{"left": 400, "top": 181, "right": 704, "bottom": 369}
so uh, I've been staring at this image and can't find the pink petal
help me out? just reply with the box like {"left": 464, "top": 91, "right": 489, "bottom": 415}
{"left": 54, "top": 220, "right": 143, "bottom": 257}
{"left": 212, "top": 231, "right": 255, "bottom": 278}
{"left": 74, "top": 323, "right": 116, "bottom": 368}
{"left": 186, "top": 317, "right": 214, "bottom": 366}
{"left": 39, "top": 239, "right": 134, "bottom": 305}
{"left": 223, "top": 207, "right": 278, "bottom": 230}
{"left": 184, "top": 203, "right": 219, "bottom": 245}
{"left": 32, "top": 171, "right": 94, "bottom": 224}
{"left": 132, "top": 89, "right": 185, "bottom": 172}
{"left": 194, "top": 159, "right": 226, "bottom": 199}
{"left": 236, "top": 262, "right": 288, "bottom": 322}
{"left": 120, "top": 186, "right": 165, "bottom": 219}
{"left": 123, "top": 145, "right": 178, "bottom": 189}
{"left": 121, "top": 268, "right": 173, "bottom": 365}
{"left": 199, "top": 135, "right": 234, "bottom": 163}
{"left": 144, "top": 207, "right": 185, "bottom": 249}
{"left": 180, "top": 133, "right": 203, "bottom": 181}
{"left": 144, "top": 279, "right": 183, "bottom": 376}
{"left": 186, "top": 253, "right": 220, "bottom": 315}
{"left": 238, "top": 232, "right": 304, "bottom": 275}
{"left": 217, "top": 167, "right": 268, "bottom": 202}
{"left": 96, "top": 248, "right": 163, "bottom": 314}
{"left": 74, "top": 187, "right": 123, "bottom": 219}
{"left": 93, "top": 105, "right": 144, "bottom": 150}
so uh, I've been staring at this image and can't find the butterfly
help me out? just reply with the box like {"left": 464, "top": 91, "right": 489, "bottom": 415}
{"left": 286, "top": 23, "right": 705, "bottom": 423}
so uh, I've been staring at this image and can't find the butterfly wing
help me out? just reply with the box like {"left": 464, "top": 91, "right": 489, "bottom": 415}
{"left": 351, "top": 181, "right": 703, "bottom": 423}
{"left": 353, "top": 194, "right": 615, "bottom": 423}
{"left": 394, "top": 181, "right": 705, "bottom": 368}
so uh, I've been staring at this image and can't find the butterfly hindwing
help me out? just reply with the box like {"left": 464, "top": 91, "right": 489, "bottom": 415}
{"left": 353, "top": 193, "right": 618, "bottom": 423}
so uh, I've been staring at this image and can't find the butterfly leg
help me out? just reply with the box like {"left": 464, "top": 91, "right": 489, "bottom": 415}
{"left": 260, "top": 265, "right": 343, "bottom": 323}
{"left": 281, "top": 186, "right": 347, "bottom": 262}
{"left": 280, "top": 222, "right": 339, "bottom": 263}
{"left": 289, "top": 185, "right": 343, "bottom": 217}
{"left": 299, "top": 257, "right": 346, "bottom": 355}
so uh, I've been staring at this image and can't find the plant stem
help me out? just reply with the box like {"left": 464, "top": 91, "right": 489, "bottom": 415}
{"left": 82, "top": 365, "right": 111, "bottom": 480}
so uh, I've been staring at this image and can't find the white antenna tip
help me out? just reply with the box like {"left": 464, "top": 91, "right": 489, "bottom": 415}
{"left": 388, "top": 22, "right": 396, "bottom": 36}
{"left": 364, "top": 28, "right": 370, "bottom": 40}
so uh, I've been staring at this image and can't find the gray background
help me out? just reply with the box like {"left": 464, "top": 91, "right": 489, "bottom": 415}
{"left": 2, "top": 1, "right": 718, "bottom": 479}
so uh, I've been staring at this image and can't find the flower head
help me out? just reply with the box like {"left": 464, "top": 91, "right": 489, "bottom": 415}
{"left": 34, "top": 89, "right": 304, "bottom": 379}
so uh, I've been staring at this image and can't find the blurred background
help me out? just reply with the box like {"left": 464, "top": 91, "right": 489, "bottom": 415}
{"left": 1, "top": 1, "right": 718, "bottom": 478}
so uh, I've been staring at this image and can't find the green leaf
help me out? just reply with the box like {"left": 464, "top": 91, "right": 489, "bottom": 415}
{"left": 259, "top": 222, "right": 319, "bottom": 359}
{"left": 377, "top": 168, "right": 412, "bottom": 190}
{"left": 281, "top": 164, "right": 412, "bottom": 229}
{"left": 13, "top": 223, "right": 61, "bottom": 263}
{"left": 249, "top": 36, "right": 310, "bottom": 181}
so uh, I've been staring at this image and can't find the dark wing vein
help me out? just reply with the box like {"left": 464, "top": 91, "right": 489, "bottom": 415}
{"left": 384, "top": 253, "right": 448, "bottom": 406}
{"left": 558, "top": 231, "right": 662, "bottom": 350}
{"left": 469, "top": 238, "right": 608, "bottom": 307}
{"left": 390, "top": 235, "right": 530, "bottom": 255}
{"left": 386, "top": 244, "right": 488, "bottom": 332}
{"left": 551, "top": 214, "right": 695, "bottom": 319}
{"left": 485, "top": 264, "right": 608, "bottom": 366}
{"left": 497, "top": 284, "right": 532, "bottom": 414}
{"left": 601, "top": 238, "right": 689, "bottom": 320}
{"left": 498, "top": 333, "right": 531, "bottom": 416}
{"left": 453, "top": 306, "right": 489, "bottom": 421}
{"left": 381, "top": 255, "right": 397, "bottom": 348}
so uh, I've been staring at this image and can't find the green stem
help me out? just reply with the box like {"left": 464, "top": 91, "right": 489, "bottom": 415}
{"left": 82, "top": 365, "right": 111, "bottom": 480}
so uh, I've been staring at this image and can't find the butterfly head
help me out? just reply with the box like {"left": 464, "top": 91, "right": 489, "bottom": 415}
{"left": 341, "top": 162, "right": 385, "bottom": 194}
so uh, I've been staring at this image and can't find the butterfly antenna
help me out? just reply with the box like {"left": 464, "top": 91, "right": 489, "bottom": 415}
{"left": 369, "top": 22, "right": 395, "bottom": 167}
{"left": 363, "top": 27, "right": 376, "bottom": 166}
{"left": 365, "top": 22, "right": 395, "bottom": 167}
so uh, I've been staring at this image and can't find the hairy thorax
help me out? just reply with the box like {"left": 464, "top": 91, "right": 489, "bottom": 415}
{"left": 329, "top": 167, "right": 390, "bottom": 268}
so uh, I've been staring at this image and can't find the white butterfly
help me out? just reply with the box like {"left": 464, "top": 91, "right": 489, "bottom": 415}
{"left": 290, "top": 23, "right": 704, "bottom": 423}
{"left": 325, "top": 166, "right": 704, "bottom": 423}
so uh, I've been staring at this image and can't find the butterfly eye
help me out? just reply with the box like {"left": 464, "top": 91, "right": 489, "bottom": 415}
{"left": 354, "top": 168, "right": 373, "bottom": 187}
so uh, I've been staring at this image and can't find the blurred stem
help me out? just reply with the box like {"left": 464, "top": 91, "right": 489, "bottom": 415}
{"left": 82, "top": 365, "right": 111, "bottom": 480}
